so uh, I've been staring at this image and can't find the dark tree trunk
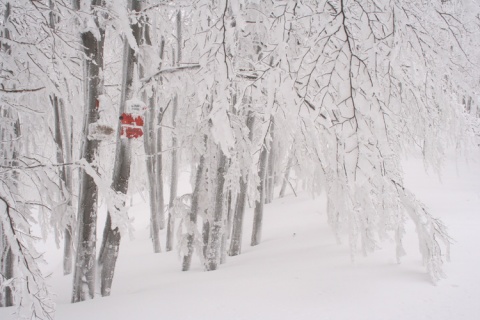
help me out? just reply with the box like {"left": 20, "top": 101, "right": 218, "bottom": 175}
{"left": 97, "top": 0, "right": 141, "bottom": 297}
{"left": 202, "top": 221, "right": 210, "bottom": 259}
{"left": 72, "top": 7, "right": 105, "bottom": 300}
{"left": 2, "top": 247, "right": 14, "bottom": 307}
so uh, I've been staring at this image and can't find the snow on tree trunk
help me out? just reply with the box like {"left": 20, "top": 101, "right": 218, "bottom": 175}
{"left": 51, "top": 96, "right": 75, "bottom": 275}
{"left": 48, "top": 0, "right": 75, "bottom": 276}
{"left": 166, "top": 94, "right": 178, "bottom": 252}
{"left": 265, "top": 116, "right": 275, "bottom": 204}
{"left": 0, "top": 211, "right": 14, "bottom": 308}
{"left": 156, "top": 108, "right": 165, "bottom": 231}
{"left": 141, "top": 21, "right": 162, "bottom": 253}
{"left": 97, "top": 0, "right": 140, "bottom": 297}
{"left": 205, "top": 147, "right": 227, "bottom": 271}
{"left": 0, "top": 106, "right": 17, "bottom": 308}
{"left": 229, "top": 112, "right": 255, "bottom": 256}
{"left": 144, "top": 91, "right": 161, "bottom": 253}
{"left": 251, "top": 133, "right": 269, "bottom": 247}
{"left": 279, "top": 147, "right": 294, "bottom": 198}
{"left": 182, "top": 151, "right": 206, "bottom": 271}
{"left": 72, "top": 1, "right": 106, "bottom": 301}
{"left": 155, "top": 37, "right": 166, "bottom": 231}
{"left": 166, "top": 11, "right": 182, "bottom": 252}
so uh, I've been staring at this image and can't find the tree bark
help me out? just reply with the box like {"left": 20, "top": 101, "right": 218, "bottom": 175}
{"left": 48, "top": 0, "right": 74, "bottom": 277}
{"left": 145, "top": 91, "right": 161, "bottom": 253}
{"left": 141, "top": 22, "right": 162, "bottom": 253}
{"left": 229, "top": 112, "right": 255, "bottom": 256}
{"left": 97, "top": 0, "right": 140, "bottom": 297}
{"left": 205, "top": 147, "right": 227, "bottom": 271}
{"left": 156, "top": 37, "right": 166, "bottom": 231}
{"left": 51, "top": 96, "right": 74, "bottom": 275}
{"left": 266, "top": 116, "right": 275, "bottom": 204}
{"left": 279, "top": 148, "right": 294, "bottom": 198}
{"left": 165, "top": 94, "right": 178, "bottom": 252}
{"left": 251, "top": 132, "right": 269, "bottom": 246}
{"left": 72, "top": 0, "right": 105, "bottom": 300}
{"left": 166, "top": 11, "right": 182, "bottom": 252}
{"left": 202, "top": 221, "right": 210, "bottom": 259}
{"left": 181, "top": 151, "right": 206, "bottom": 271}
{"left": 2, "top": 247, "right": 14, "bottom": 307}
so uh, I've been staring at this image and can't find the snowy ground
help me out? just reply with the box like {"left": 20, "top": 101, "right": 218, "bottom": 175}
{"left": 1, "top": 155, "right": 480, "bottom": 320}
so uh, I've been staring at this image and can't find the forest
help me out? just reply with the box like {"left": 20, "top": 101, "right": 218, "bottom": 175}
{"left": 1, "top": 0, "right": 480, "bottom": 319}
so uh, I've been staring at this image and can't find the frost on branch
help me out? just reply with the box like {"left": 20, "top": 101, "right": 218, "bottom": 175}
{"left": 0, "top": 196, "right": 55, "bottom": 320}
{"left": 282, "top": 0, "right": 469, "bottom": 281}
{"left": 77, "top": 159, "right": 133, "bottom": 238}
{"left": 398, "top": 186, "right": 451, "bottom": 283}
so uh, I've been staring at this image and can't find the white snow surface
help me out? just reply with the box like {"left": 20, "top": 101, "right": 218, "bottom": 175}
{"left": 1, "top": 156, "right": 480, "bottom": 320}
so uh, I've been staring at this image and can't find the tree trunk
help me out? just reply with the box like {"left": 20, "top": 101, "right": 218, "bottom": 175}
{"left": 251, "top": 135, "right": 269, "bottom": 246}
{"left": 205, "top": 147, "right": 227, "bottom": 271}
{"left": 143, "top": 97, "right": 156, "bottom": 242}
{"left": 141, "top": 20, "right": 163, "bottom": 253}
{"left": 166, "top": 94, "right": 178, "bottom": 252}
{"left": 145, "top": 91, "right": 161, "bottom": 253}
{"left": 72, "top": 1, "right": 105, "bottom": 300}
{"left": 202, "top": 221, "right": 209, "bottom": 259}
{"left": 97, "top": 0, "right": 141, "bottom": 296}
{"left": 156, "top": 37, "right": 166, "bottom": 230}
{"left": 51, "top": 96, "right": 75, "bottom": 275}
{"left": 2, "top": 247, "right": 14, "bottom": 307}
{"left": 279, "top": 148, "right": 294, "bottom": 198}
{"left": 229, "top": 112, "right": 255, "bottom": 256}
{"left": 182, "top": 151, "right": 206, "bottom": 271}
{"left": 62, "top": 99, "right": 74, "bottom": 275}
{"left": 266, "top": 116, "right": 275, "bottom": 204}
{"left": 48, "top": 0, "right": 75, "bottom": 276}
{"left": 97, "top": 0, "right": 141, "bottom": 297}
{"left": 166, "top": 11, "right": 182, "bottom": 252}
{"left": 0, "top": 108, "right": 16, "bottom": 307}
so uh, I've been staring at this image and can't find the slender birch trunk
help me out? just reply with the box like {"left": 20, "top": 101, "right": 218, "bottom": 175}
{"left": 156, "top": 37, "right": 166, "bottom": 230}
{"left": 145, "top": 91, "right": 161, "bottom": 253}
{"left": 97, "top": 0, "right": 140, "bottom": 297}
{"left": 229, "top": 112, "right": 255, "bottom": 256}
{"left": 166, "top": 11, "right": 182, "bottom": 252}
{"left": 60, "top": 101, "right": 74, "bottom": 276}
{"left": 141, "top": 22, "right": 162, "bottom": 253}
{"left": 165, "top": 93, "right": 178, "bottom": 252}
{"left": 266, "top": 116, "right": 275, "bottom": 204}
{"left": 72, "top": 0, "right": 106, "bottom": 302}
